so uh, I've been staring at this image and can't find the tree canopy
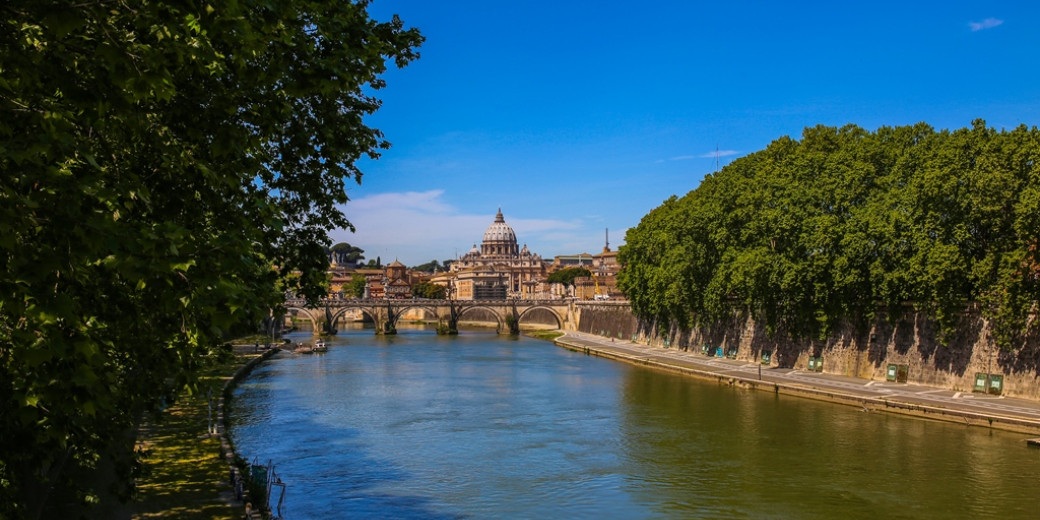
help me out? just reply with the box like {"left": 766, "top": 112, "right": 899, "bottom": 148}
{"left": 347, "top": 274, "right": 368, "bottom": 298}
{"left": 330, "top": 242, "right": 366, "bottom": 266}
{"left": 411, "top": 259, "right": 451, "bottom": 273}
{"left": 412, "top": 280, "right": 447, "bottom": 299}
{"left": 618, "top": 121, "right": 1040, "bottom": 347}
{"left": 548, "top": 267, "right": 592, "bottom": 286}
{"left": 0, "top": 1, "right": 421, "bottom": 517}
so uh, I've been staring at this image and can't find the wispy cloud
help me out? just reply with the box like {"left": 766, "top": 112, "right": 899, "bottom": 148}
{"left": 969, "top": 18, "right": 1003, "bottom": 32}
{"left": 655, "top": 150, "right": 739, "bottom": 163}
{"left": 332, "top": 190, "right": 591, "bottom": 265}
{"left": 698, "top": 150, "right": 739, "bottom": 159}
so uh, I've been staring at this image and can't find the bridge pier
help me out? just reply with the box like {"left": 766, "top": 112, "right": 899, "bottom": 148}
{"left": 506, "top": 303, "right": 521, "bottom": 335}
{"left": 437, "top": 300, "right": 460, "bottom": 335}
{"left": 374, "top": 303, "right": 398, "bottom": 335}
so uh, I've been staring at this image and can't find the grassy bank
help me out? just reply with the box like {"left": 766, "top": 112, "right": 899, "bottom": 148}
{"left": 525, "top": 329, "right": 564, "bottom": 342}
{"left": 129, "top": 343, "right": 265, "bottom": 519}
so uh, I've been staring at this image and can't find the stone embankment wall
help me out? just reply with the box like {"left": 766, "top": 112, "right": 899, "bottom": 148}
{"left": 573, "top": 302, "right": 1040, "bottom": 400}
{"left": 571, "top": 301, "right": 641, "bottom": 339}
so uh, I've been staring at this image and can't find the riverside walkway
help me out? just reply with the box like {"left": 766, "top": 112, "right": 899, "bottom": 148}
{"left": 556, "top": 331, "right": 1040, "bottom": 437}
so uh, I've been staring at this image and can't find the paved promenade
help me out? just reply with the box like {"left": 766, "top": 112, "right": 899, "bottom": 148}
{"left": 556, "top": 331, "right": 1040, "bottom": 437}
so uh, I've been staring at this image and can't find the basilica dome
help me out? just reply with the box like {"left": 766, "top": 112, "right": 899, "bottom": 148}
{"left": 483, "top": 209, "right": 516, "bottom": 243}
{"left": 481, "top": 209, "right": 519, "bottom": 257}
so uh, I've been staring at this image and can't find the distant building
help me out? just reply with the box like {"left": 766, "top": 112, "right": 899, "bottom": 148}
{"left": 549, "top": 253, "right": 595, "bottom": 270}
{"left": 354, "top": 268, "right": 385, "bottom": 299}
{"left": 591, "top": 230, "right": 621, "bottom": 298}
{"left": 448, "top": 209, "right": 547, "bottom": 299}
{"left": 324, "top": 213, "right": 621, "bottom": 302}
{"left": 383, "top": 260, "right": 412, "bottom": 299}
{"left": 555, "top": 229, "right": 621, "bottom": 300}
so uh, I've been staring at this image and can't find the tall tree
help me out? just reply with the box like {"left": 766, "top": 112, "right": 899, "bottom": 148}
{"left": 0, "top": 1, "right": 422, "bottom": 517}
{"left": 330, "top": 242, "right": 366, "bottom": 265}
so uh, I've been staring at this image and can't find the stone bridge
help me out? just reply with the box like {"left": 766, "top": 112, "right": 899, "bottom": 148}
{"left": 283, "top": 298, "right": 579, "bottom": 335}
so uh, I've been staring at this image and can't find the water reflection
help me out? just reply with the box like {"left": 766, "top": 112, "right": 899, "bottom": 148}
{"left": 231, "top": 328, "right": 1040, "bottom": 519}
{"left": 618, "top": 368, "right": 1040, "bottom": 519}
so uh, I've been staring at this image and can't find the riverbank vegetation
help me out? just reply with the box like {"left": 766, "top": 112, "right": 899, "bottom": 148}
{"left": 128, "top": 345, "right": 261, "bottom": 520}
{"left": 0, "top": 2, "right": 422, "bottom": 518}
{"left": 526, "top": 330, "right": 565, "bottom": 342}
{"left": 618, "top": 121, "right": 1040, "bottom": 349}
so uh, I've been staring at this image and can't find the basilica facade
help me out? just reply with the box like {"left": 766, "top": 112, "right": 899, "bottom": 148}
{"left": 446, "top": 209, "right": 548, "bottom": 299}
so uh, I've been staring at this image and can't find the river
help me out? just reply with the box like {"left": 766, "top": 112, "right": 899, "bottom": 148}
{"left": 229, "top": 326, "right": 1040, "bottom": 519}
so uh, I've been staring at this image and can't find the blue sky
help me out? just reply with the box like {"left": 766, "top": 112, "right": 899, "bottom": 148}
{"left": 332, "top": 1, "right": 1040, "bottom": 266}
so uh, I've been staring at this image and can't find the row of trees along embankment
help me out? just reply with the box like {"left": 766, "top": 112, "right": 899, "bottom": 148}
{"left": 0, "top": 3, "right": 423, "bottom": 519}
{"left": 618, "top": 121, "right": 1040, "bottom": 356}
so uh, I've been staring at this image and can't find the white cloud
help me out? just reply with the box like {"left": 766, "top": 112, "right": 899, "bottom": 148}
{"left": 969, "top": 18, "right": 1003, "bottom": 32}
{"left": 698, "top": 149, "right": 739, "bottom": 158}
{"left": 657, "top": 151, "right": 738, "bottom": 163}
{"left": 331, "top": 190, "right": 591, "bottom": 265}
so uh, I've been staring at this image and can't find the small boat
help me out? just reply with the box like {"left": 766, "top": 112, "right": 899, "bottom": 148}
{"left": 294, "top": 342, "right": 314, "bottom": 354}
{"left": 313, "top": 339, "right": 328, "bottom": 352}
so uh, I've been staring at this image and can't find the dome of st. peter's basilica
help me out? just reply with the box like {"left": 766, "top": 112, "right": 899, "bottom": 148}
{"left": 481, "top": 209, "right": 519, "bottom": 257}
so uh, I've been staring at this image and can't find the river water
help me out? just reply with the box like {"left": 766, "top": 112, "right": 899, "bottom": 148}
{"left": 229, "top": 326, "right": 1040, "bottom": 519}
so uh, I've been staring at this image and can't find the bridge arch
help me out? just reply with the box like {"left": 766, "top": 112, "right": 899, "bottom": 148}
{"left": 284, "top": 306, "right": 319, "bottom": 331}
{"left": 456, "top": 305, "right": 506, "bottom": 330}
{"left": 388, "top": 304, "right": 441, "bottom": 322}
{"left": 329, "top": 307, "right": 371, "bottom": 327}
{"left": 516, "top": 305, "right": 565, "bottom": 329}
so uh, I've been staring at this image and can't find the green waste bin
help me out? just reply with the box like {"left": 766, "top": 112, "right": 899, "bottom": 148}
{"left": 973, "top": 373, "right": 988, "bottom": 393}
{"left": 761, "top": 351, "right": 772, "bottom": 365}
{"left": 808, "top": 357, "right": 823, "bottom": 372}
{"left": 886, "top": 364, "right": 898, "bottom": 382}
{"left": 988, "top": 374, "right": 1003, "bottom": 395}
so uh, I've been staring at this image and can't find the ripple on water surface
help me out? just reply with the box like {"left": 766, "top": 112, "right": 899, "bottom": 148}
{"left": 231, "top": 331, "right": 1040, "bottom": 520}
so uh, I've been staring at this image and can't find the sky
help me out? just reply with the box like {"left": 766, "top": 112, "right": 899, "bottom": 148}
{"left": 331, "top": 1, "right": 1040, "bottom": 267}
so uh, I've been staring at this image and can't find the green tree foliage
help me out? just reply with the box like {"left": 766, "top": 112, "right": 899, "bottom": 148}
{"left": 348, "top": 274, "right": 368, "bottom": 298}
{"left": 411, "top": 259, "right": 451, "bottom": 273}
{"left": 618, "top": 121, "right": 1040, "bottom": 345}
{"left": 547, "top": 267, "right": 592, "bottom": 287}
{"left": 411, "top": 281, "right": 447, "bottom": 299}
{"left": 330, "top": 242, "right": 366, "bottom": 266}
{"left": 0, "top": 1, "right": 421, "bottom": 517}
